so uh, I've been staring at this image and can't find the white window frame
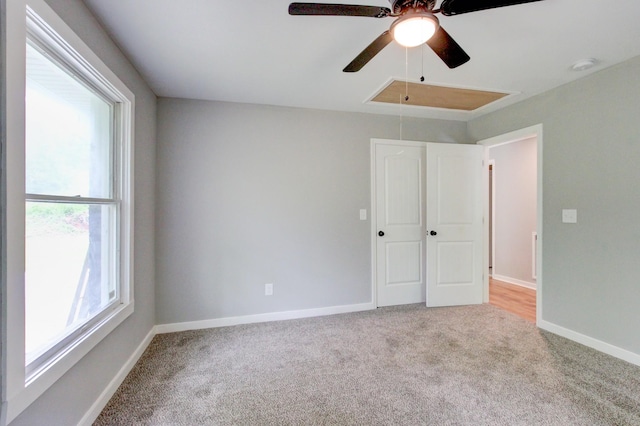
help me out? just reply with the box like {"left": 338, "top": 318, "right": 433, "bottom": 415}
{"left": 3, "top": 1, "right": 135, "bottom": 422}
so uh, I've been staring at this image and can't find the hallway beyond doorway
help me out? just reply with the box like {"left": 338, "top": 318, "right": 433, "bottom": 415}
{"left": 489, "top": 278, "right": 536, "bottom": 323}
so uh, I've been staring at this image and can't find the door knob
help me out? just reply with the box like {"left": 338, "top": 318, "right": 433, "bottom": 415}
{"left": 378, "top": 231, "right": 385, "bottom": 237}
{"left": 429, "top": 230, "right": 437, "bottom": 236}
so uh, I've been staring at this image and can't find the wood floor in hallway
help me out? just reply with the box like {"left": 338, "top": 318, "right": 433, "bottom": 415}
{"left": 489, "top": 278, "right": 536, "bottom": 323}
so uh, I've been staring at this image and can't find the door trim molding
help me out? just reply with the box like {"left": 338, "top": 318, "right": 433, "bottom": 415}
{"left": 370, "top": 138, "right": 427, "bottom": 308}
{"left": 477, "top": 124, "right": 543, "bottom": 326}
{"left": 488, "top": 159, "right": 496, "bottom": 278}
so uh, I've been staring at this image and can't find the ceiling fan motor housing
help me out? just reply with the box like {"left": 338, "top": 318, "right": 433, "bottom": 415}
{"left": 390, "top": 0, "right": 436, "bottom": 14}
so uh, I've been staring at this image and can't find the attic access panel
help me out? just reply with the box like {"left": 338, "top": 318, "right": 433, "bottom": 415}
{"left": 370, "top": 80, "right": 509, "bottom": 111}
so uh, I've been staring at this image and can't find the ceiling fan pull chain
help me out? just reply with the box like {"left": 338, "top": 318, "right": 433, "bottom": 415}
{"left": 399, "top": 93, "right": 404, "bottom": 140}
{"left": 404, "top": 47, "right": 409, "bottom": 102}
{"left": 421, "top": 44, "right": 425, "bottom": 82}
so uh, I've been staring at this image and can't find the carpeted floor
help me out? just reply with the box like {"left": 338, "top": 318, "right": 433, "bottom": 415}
{"left": 95, "top": 304, "right": 640, "bottom": 425}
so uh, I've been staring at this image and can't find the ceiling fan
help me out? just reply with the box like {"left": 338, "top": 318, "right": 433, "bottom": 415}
{"left": 289, "top": 0, "right": 544, "bottom": 72}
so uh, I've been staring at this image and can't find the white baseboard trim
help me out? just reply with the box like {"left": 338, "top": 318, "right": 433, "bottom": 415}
{"left": 78, "top": 327, "right": 157, "bottom": 426}
{"left": 492, "top": 274, "right": 537, "bottom": 290}
{"left": 538, "top": 320, "right": 640, "bottom": 367}
{"left": 156, "top": 302, "right": 376, "bottom": 334}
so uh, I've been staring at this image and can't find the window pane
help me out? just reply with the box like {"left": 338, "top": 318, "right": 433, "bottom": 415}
{"left": 25, "top": 43, "right": 113, "bottom": 198}
{"left": 25, "top": 202, "right": 117, "bottom": 363}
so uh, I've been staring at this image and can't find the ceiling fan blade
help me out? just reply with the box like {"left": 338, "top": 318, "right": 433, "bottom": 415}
{"left": 288, "top": 3, "right": 391, "bottom": 18}
{"left": 426, "top": 26, "right": 470, "bottom": 69}
{"left": 343, "top": 31, "right": 393, "bottom": 72}
{"left": 440, "top": 0, "right": 543, "bottom": 16}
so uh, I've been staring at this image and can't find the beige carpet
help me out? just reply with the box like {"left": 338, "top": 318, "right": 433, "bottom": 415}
{"left": 95, "top": 304, "right": 640, "bottom": 425}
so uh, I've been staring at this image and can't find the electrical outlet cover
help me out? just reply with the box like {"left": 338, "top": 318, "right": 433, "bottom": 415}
{"left": 562, "top": 209, "right": 577, "bottom": 223}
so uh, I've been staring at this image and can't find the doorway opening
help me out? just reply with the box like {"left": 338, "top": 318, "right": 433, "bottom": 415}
{"left": 479, "top": 125, "right": 542, "bottom": 325}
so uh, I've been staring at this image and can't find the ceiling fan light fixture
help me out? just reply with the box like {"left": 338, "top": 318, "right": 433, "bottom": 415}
{"left": 390, "top": 11, "right": 439, "bottom": 48}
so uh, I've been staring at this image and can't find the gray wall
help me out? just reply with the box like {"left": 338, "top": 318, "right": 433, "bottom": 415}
{"left": 9, "top": 0, "right": 157, "bottom": 424}
{"left": 469, "top": 55, "right": 640, "bottom": 355}
{"left": 489, "top": 137, "right": 537, "bottom": 286}
{"left": 156, "top": 98, "right": 469, "bottom": 324}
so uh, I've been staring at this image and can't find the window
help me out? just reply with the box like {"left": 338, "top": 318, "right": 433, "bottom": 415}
{"left": 3, "top": 1, "right": 134, "bottom": 421}
{"left": 25, "top": 40, "right": 120, "bottom": 374}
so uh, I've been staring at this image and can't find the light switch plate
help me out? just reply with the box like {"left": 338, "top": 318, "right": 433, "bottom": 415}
{"left": 562, "top": 209, "right": 577, "bottom": 223}
{"left": 359, "top": 209, "right": 367, "bottom": 221}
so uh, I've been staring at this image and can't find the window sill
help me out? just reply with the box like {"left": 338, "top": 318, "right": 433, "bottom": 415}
{"left": 6, "top": 302, "right": 134, "bottom": 424}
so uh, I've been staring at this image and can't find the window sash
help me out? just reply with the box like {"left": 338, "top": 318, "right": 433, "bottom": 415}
{"left": 24, "top": 198, "right": 121, "bottom": 363}
{"left": 25, "top": 38, "right": 119, "bottom": 200}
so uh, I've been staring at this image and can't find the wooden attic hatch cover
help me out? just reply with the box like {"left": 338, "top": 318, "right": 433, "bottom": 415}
{"left": 371, "top": 80, "right": 509, "bottom": 111}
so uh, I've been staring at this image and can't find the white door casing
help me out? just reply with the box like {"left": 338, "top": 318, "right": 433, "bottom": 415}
{"left": 374, "top": 140, "right": 426, "bottom": 307}
{"left": 425, "top": 142, "right": 484, "bottom": 307}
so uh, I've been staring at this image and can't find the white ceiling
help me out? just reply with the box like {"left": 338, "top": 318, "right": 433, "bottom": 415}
{"left": 82, "top": 0, "right": 640, "bottom": 121}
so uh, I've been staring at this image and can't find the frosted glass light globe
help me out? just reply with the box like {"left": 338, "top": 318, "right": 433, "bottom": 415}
{"left": 391, "top": 13, "right": 439, "bottom": 48}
